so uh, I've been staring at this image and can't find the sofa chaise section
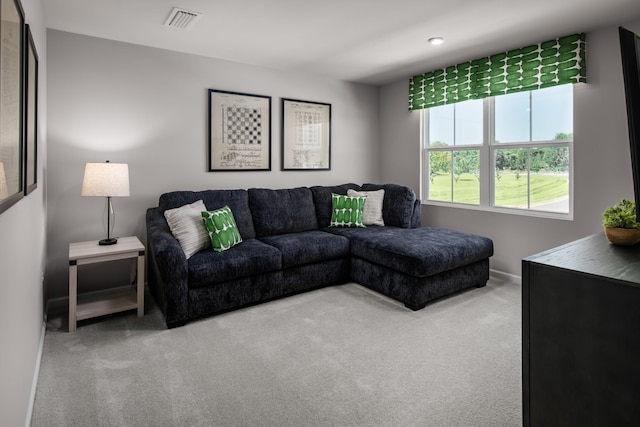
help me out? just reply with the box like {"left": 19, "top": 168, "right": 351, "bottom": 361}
{"left": 346, "top": 227, "right": 493, "bottom": 310}
{"left": 315, "top": 184, "right": 493, "bottom": 310}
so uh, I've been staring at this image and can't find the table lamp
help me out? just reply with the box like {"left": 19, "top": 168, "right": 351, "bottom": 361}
{"left": 81, "top": 161, "right": 130, "bottom": 245}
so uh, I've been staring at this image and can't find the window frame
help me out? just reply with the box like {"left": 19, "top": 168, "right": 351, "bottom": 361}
{"left": 420, "top": 89, "right": 574, "bottom": 220}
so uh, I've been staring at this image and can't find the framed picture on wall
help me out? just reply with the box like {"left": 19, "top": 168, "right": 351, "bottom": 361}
{"left": 281, "top": 98, "right": 331, "bottom": 171}
{"left": 24, "top": 24, "right": 37, "bottom": 195}
{"left": 0, "top": 0, "right": 25, "bottom": 214}
{"left": 208, "top": 89, "right": 271, "bottom": 171}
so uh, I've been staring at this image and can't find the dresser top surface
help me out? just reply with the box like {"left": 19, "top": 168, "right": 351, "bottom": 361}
{"left": 524, "top": 232, "right": 640, "bottom": 284}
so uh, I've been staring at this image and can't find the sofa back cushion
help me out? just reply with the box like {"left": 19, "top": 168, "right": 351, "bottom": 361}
{"left": 248, "top": 187, "right": 318, "bottom": 237}
{"left": 159, "top": 189, "right": 256, "bottom": 239}
{"left": 310, "top": 183, "right": 362, "bottom": 228}
{"left": 361, "top": 183, "right": 418, "bottom": 228}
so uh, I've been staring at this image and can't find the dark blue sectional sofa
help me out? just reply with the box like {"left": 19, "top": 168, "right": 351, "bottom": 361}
{"left": 146, "top": 183, "right": 493, "bottom": 328}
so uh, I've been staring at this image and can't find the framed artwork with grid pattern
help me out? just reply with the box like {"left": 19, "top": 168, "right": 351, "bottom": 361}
{"left": 208, "top": 89, "right": 271, "bottom": 171}
{"left": 281, "top": 98, "right": 331, "bottom": 171}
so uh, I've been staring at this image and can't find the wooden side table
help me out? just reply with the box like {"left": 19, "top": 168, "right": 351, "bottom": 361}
{"left": 68, "top": 236, "right": 145, "bottom": 332}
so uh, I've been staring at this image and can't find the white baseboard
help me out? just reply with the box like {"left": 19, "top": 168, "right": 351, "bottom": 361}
{"left": 490, "top": 268, "right": 521, "bottom": 283}
{"left": 25, "top": 314, "right": 46, "bottom": 427}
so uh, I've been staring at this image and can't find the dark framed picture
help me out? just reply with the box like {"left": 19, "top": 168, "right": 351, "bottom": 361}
{"left": 281, "top": 98, "right": 331, "bottom": 170}
{"left": 24, "top": 24, "right": 37, "bottom": 195}
{"left": 208, "top": 89, "right": 271, "bottom": 171}
{"left": 0, "top": 0, "right": 25, "bottom": 214}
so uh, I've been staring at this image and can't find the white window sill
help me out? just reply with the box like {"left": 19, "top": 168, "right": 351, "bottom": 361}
{"left": 422, "top": 199, "right": 574, "bottom": 221}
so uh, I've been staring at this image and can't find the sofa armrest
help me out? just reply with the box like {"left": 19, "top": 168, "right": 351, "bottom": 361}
{"left": 411, "top": 199, "right": 422, "bottom": 228}
{"left": 146, "top": 207, "right": 189, "bottom": 328}
{"left": 361, "top": 183, "right": 418, "bottom": 228}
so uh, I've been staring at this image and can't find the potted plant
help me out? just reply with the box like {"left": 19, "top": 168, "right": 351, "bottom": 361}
{"left": 602, "top": 198, "right": 640, "bottom": 245}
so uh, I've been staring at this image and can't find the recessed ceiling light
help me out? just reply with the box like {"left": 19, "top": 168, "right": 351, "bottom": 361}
{"left": 428, "top": 37, "right": 445, "bottom": 45}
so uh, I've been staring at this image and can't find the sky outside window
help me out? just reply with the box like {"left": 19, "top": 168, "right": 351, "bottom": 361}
{"left": 429, "top": 99, "right": 482, "bottom": 146}
{"left": 495, "top": 85, "right": 573, "bottom": 143}
{"left": 532, "top": 85, "right": 573, "bottom": 141}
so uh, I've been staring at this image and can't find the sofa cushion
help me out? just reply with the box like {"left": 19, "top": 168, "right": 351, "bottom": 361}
{"left": 342, "top": 226, "right": 494, "bottom": 277}
{"left": 187, "top": 239, "right": 282, "bottom": 288}
{"left": 347, "top": 189, "right": 385, "bottom": 226}
{"left": 329, "top": 193, "right": 366, "bottom": 228}
{"left": 163, "top": 200, "right": 210, "bottom": 258}
{"left": 361, "top": 183, "right": 417, "bottom": 228}
{"left": 201, "top": 206, "right": 243, "bottom": 252}
{"left": 310, "top": 183, "right": 362, "bottom": 228}
{"left": 259, "top": 230, "right": 350, "bottom": 269}
{"left": 248, "top": 187, "right": 318, "bottom": 237}
{"left": 159, "top": 189, "right": 256, "bottom": 239}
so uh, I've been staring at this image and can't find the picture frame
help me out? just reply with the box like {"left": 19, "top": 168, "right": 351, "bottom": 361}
{"left": 281, "top": 98, "right": 331, "bottom": 171}
{"left": 208, "top": 89, "right": 271, "bottom": 171}
{"left": 24, "top": 23, "right": 37, "bottom": 195}
{"left": 0, "top": 0, "right": 25, "bottom": 215}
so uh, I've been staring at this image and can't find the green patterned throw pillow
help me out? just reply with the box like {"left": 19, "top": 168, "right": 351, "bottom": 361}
{"left": 201, "top": 206, "right": 242, "bottom": 252}
{"left": 329, "top": 193, "right": 366, "bottom": 228}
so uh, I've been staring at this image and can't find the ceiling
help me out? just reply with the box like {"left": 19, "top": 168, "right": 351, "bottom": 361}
{"left": 44, "top": 0, "right": 640, "bottom": 86}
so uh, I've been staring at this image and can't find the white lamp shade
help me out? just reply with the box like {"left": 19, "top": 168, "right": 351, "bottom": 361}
{"left": 0, "top": 162, "right": 8, "bottom": 199}
{"left": 81, "top": 162, "right": 130, "bottom": 197}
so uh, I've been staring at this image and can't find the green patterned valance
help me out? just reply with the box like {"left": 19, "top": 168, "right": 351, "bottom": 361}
{"left": 409, "top": 33, "right": 586, "bottom": 110}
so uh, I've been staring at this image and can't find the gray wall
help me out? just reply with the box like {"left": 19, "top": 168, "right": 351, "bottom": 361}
{"left": 46, "top": 30, "right": 381, "bottom": 299}
{"left": 379, "top": 20, "right": 640, "bottom": 276}
{"left": 0, "top": 0, "right": 47, "bottom": 425}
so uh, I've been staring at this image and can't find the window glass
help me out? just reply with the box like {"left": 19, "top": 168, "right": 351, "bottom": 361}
{"left": 455, "top": 99, "right": 483, "bottom": 146}
{"left": 429, "top": 99, "right": 482, "bottom": 146}
{"left": 494, "top": 148, "right": 529, "bottom": 208}
{"left": 453, "top": 150, "right": 480, "bottom": 204}
{"left": 423, "top": 85, "right": 573, "bottom": 217}
{"left": 529, "top": 147, "right": 570, "bottom": 213}
{"left": 532, "top": 85, "right": 573, "bottom": 141}
{"left": 429, "top": 104, "right": 453, "bottom": 146}
{"left": 428, "top": 151, "right": 452, "bottom": 201}
{"left": 494, "top": 147, "right": 570, "bottom": 212}
{"left": 428, "top": 150, "right": 480, "bottom": 205}
{"left": 495, "top": 91, "right": 530, "bottom": 143}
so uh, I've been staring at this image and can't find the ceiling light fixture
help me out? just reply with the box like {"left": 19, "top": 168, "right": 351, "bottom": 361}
{"left": 428, "top": 37, "right": 445, "bottom": 46}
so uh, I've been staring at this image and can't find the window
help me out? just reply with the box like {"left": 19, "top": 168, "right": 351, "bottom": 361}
{"left": 422, "top": 84, "right": 573, "bottom": 217}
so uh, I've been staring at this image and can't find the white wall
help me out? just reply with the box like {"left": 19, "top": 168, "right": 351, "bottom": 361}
{"left": 0, "top": 0, "right": 47, "bottom": 425}
{"left": 46, "top": 30, "right": 381, "bottom": 299}
{"left": 380, "top": 20, "right": 640, "bottom": 276}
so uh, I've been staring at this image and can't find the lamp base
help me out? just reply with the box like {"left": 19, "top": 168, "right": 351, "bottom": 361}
{"left": 99, "top": 238, "right": 118, "bottom": 246}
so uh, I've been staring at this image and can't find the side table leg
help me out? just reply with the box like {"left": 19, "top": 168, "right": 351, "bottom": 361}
{"left": 129, "top": 258, "right": 137, "bottom": 285}
{"left": 69, "top": 261, "right": 78, "bottom": 332}
{"left": 137, "top": 253, "right": 144, "bottom": 317}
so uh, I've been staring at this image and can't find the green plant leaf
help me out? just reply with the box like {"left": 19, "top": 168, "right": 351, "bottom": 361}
{"left": 602, "top": 199, "right": 640, "bottom": 229}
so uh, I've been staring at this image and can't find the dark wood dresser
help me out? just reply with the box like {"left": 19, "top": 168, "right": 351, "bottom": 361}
{"left": 522, "top": 232, "right": 640, "bottom": 426}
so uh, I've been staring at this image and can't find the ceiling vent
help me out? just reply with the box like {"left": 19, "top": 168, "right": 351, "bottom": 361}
{"left": 164, "top": 7, "right": 202, "bottom": 30}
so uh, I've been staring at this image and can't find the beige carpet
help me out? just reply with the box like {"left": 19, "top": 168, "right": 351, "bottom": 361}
{"left": 32, "top": 275, "right": 522, "bottom": 427}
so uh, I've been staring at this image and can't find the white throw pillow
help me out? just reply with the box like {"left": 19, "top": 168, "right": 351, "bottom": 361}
{"left": 164, "top": 200, "right": 210, "bottom": 258}
{"left": 347, "top": 189, "right": 385, "bottom": 226}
